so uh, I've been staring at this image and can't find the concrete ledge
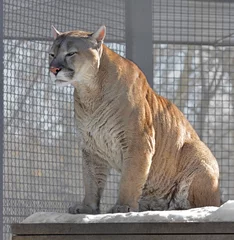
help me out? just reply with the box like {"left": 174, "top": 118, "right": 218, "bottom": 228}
{"left": 12, "top": 222, "right": 234, "bottom": 240}
{"left": 11, "top": 202, "right": 234, "bottom": 240}
{"left": 11, "top": 234, "right": 234, "bottom": 240}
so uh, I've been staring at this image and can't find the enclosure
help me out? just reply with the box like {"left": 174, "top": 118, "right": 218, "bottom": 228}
{"left": 1, "top": 0, "right": 234, "bottom": 239}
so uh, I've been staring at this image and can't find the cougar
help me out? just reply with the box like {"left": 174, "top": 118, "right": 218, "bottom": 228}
{"left": 49, "top": 25, "right": 220, "bottom": 214}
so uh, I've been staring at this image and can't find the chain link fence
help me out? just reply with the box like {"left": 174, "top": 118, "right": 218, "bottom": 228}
{"left": 152, "top": 0, "right": 234, "bottom": 202}
{"left": 3, "top": 1, "right": 124, "bottom": 239}
{"left": 2, "top": 0, "right": 234, "bottom": 240}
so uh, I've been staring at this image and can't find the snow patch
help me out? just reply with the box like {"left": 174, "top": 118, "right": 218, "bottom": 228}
{"left": 23, "top": 200, "right": 234, "bottom": 223}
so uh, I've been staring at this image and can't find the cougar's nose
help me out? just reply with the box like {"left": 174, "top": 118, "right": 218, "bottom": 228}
{"left": 50, "top": 67, "right": 61, "bottom": 76}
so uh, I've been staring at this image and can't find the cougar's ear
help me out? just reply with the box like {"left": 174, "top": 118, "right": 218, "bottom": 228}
{"left": 92, "top": 25, "right": 106, "bottom": 43}
{"left": 51, "top": 25, "right": 61, "bottom": 39}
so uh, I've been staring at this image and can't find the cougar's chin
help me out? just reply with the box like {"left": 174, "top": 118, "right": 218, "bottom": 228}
{"left": 55, "top": 79, "right": 71, "bottom": 87}
{"left": 50, "top": 70, "right": 74, "bottom": 87}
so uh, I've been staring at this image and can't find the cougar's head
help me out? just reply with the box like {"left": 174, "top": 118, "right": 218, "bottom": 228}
{"left": 49, "top": 26, "right": 106, "bottom": 87}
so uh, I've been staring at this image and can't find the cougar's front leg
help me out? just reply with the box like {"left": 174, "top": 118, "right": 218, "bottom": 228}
{"left": 69, "top": 149, "right": 110, "bottom": 214}
{"left": 110, "top": 147, "right": 153, "bottom": 213}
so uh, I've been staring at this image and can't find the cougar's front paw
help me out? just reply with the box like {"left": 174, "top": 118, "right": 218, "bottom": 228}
{"left": 68, "top": 203, "right": 100, "bottom": 214}
{"left": 109, "top": 204, "right": 138, "bottom": 213}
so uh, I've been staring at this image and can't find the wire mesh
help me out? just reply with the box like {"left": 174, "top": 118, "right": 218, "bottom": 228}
{"left": 152, "top": 0, "right": 234, "bottom": 202}
{"left": 2, "top": 1, "right": 234, "bottom": 240}
{"left": 3, "top": 1, "right": 124, "bottom": 240}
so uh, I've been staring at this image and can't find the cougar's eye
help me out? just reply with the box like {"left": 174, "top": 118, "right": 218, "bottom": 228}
{"left": 66, "top": 52, "right": 77, "bottom": 57}
{"left": 49, "top": 53, "right": 55, "bottom": 58}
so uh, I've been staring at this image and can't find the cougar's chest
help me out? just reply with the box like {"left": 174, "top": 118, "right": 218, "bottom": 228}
{"left": 75, "top": 109, "right": 122, "bottom": 171}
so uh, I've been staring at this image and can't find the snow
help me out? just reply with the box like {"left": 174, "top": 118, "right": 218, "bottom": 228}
{"left": 23, "top": 200, "right": 234, "bottom": 223}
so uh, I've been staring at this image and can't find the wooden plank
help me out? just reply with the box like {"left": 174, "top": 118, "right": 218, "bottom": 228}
{"left": 12, "top": 234, "right": 234, "bottom": 240}
{"left": 11, "top": 222, "right": 234, "bottom": 235}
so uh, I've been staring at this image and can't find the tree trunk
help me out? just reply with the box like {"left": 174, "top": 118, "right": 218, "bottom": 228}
{"left": 195, "top": 47, "right": 208, "bottom": 140}
{"left": 174, "top": 46, "right": 193, "bottom": 111}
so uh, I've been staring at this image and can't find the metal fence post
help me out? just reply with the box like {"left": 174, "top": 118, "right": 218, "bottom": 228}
{"left": 0, "top": 0, "right": 3, "bottom": 238}
{"left": 125, "top": 0, "right": 153, "bottom": 87}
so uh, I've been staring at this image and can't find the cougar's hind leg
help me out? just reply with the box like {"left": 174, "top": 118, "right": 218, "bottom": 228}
{"left": 180, "top": 141, "right": 220, "bottom": 208}
{"left": 188, "top": 171, "right": 220, "bottom": 207}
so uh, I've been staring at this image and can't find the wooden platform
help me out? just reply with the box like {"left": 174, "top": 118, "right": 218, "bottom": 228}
{"left": 12, "top": 222, "right": 234, "bottom": 240}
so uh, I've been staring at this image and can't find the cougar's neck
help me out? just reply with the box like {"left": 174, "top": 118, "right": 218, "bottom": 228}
{"left": 97, "top": 45, "right": 123, "bottom": 88}
{"left": 73, "top": 45, "right": 114, "bottom": 113}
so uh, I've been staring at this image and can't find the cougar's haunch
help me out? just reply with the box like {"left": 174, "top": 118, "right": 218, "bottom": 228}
{"left": 49, "top": 25, "right": 220, "bottom": 213}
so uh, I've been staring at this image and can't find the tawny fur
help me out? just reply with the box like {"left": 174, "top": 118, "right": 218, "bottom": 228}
{"left": 49, "top": 26, "right": 220, "bottom": 214}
